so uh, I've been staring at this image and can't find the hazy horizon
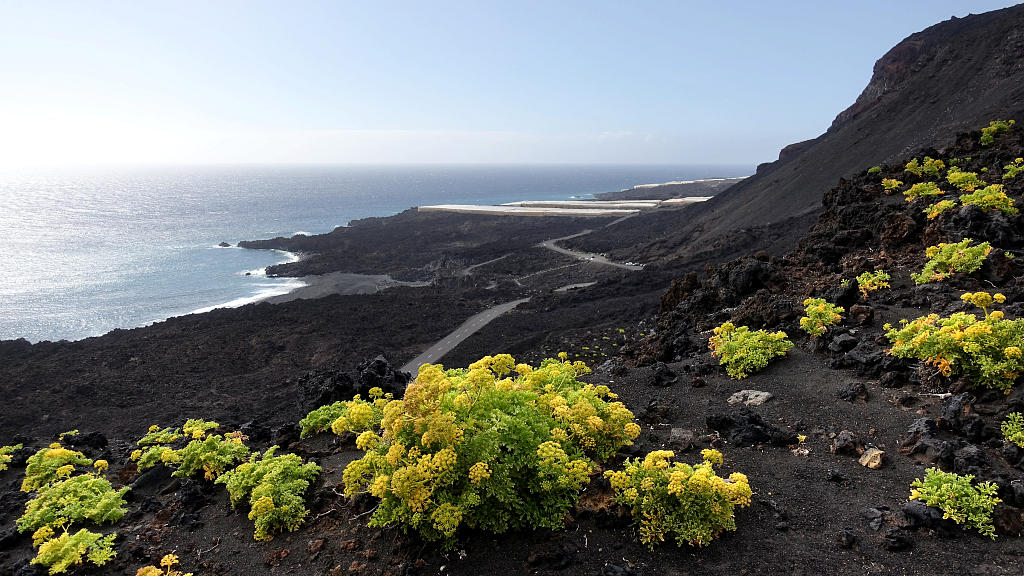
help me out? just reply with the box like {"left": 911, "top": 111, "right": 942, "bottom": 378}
{"left": 1, "top": 1, "right": 1018, "bottom": 168}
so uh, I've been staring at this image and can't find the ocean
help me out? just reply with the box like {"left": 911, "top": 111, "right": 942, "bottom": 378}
{"left": 0, "top": 164, "right": 749, "bottom": 343}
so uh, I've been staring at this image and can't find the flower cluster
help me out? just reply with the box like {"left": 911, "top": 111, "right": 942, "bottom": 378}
{"left": 885, "top": 292, "right": 1023, "bottom": 393}
{"left": 925, "top": 199, "right": 958, "bottom": 219}
{"left": 303, "top": 354, "right": 640, "bottom": 545}
{"left": 911, "top": 238, "right": 992, "bottom": 284}
{"left": 605, "top": 449, "right": 751, "bottom": 548}
{"left": 881, "top": 178, "right": 903, "bottom": 193}
{"left": 799, "top": 298, "right": 844, "bottom": 338}
{"left": 905, "top": 156, "right": 945, "bottom": 178}
{"left": 903, "top": 181, "right": 944, "bottom": 202}
{"left": 910, "top": 468, "right": 1000, "bottom": 538}
{"left": 132, "top": 420, "right": 250, "bottom": 480}
{"left": 135, "top": 553, "right": 194, "bottom": 576}
{"left": 855, "top": 270, "right": 890, "bottom": 298}
{"left": 946, "top": 168, "right": 985, "bottom": 192}
{"left": 708, "top": 322, "right": 793, "bottom": 379}
{"left": 959, "top": 184, "right": 1018, "bottom": 215}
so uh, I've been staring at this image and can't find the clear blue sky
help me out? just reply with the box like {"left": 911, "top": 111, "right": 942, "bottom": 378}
{"left": 0, "top": 0, "right": 1017, "bottom": 166}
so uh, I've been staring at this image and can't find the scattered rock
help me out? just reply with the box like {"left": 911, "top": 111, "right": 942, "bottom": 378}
{"left": 848, "top": 305, "right": 874, "bottom": 326}
{"left": 650, "top": 362, "right": 678, "bottom": 387}
{"left": 825, "top": 469, "right": 848, "bottom": 482}
{"left": 667, "top": 428, "right": 696, "bottom": 452}
{"left": 218, "top": 242, "right": 231, "bottom": 247}
{"left": 938, "top": 393, "right": 973, "bottom": 431}
{"left": 727, "top": 389, "right": 774, "bottom": 406}
{"left": 828, "top": 333, "right": 858, "bottom": 353}
{"left": 599, "top": 563, "right": 635, "bottom": 576}
{"left": 706, "top": 408, "right": 798, "bottom": 447}
{"left": 884, "top": 527, "right": 913, "bottom": 551}
{"left": 862, "top": 507, "right": 888, "bottom": 531}
{"left": 859, "top": 448, "right": 885, "bottom": 469}
{"left": 830, "top": 430, "right": 861, "bottom": 456}
{"left": 838, "top": 530, "right": 857, "bottom": 549}
{"left": 837, "top": 381, "right": 869, "bottom": 402}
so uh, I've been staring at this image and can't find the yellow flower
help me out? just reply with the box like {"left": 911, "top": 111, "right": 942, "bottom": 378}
{"left": 148, "top": 424, "right": 160, "bottom": 433}
{"left": 93, "top": 459, "right": 109, "bottom": 472}
{"left": 468, "top": 462, "right": 491, "bottom": 484}
{"left": 701, "top": 448, "right": 723, "bottom": 465}
{"left": 160, "top": 554, "right": 179, "bottom": 568}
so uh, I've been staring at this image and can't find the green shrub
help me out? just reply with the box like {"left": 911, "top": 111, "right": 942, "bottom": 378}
{"left": 216, "top": 447, "right": 321, "bottom": 541}
{"left": 959, "top": 184, "right": 1018, "bottom": 215}
{"left": 17, "top": 474, "right": 129, "bottom": 533}
{"left": 910, "top": 468, "right": 1000, "bottom": 538}
{"left": 980, "top": 119, "right": 1014, "bottom": 146}
{"left": 182, "top": 418, "right": 219, "bottom": 439}
{"left": 903, "top": 181, "right": 944, "bottom": 202}
{"left": 708, "top": 322, "right": 793, "bottom": 379}
{"left": 1, "top": 443, "right": 22, "bottom": 472}
{"left": 946, "top": 168, "right": 985, "bottom": 192}
{"left": 319, "top": 355, "right": 639, "bottom": 546}
{"left": 925, "top": 199, "right": 958, "bottom": 219}
{"left": 174, "top": 432, "right": 250, "bottom": 480}
{"left": 298, "top": 402, "right": 348, "bottom": 437}
{"left": 31, "top": 528, "right": 117, "bottom": 574}
{"left": 867, "top": 165, "right": 882, "bottom": 174}
{"left": 137, "top": 425, "right": 182, "bottom": 445}
{"left": 1004, "top": 157, "right": 1024, "bottom": 180}
{"left": 911, "top": 239, "right": 992, "bottom": 284}
{"left": 799, "top": 298, "right": 844, "bottom": 338}
{"left": 881, "top": 178, "right": 902, "bottom": 193}
{"left": 136, "top": 554, "right": 194, "bottom": 576}
{"left": 855, "top": 270, "right": 890, "bottom": 298}
{"left": 905, "top": 156, "right": 945, "bottom": 178}
{"left": 1002, "top": 412, "right": 1024, "bottom": 448}
{"left": 885, "top": 292, "right": 1024, "bottom": 393}
{"left": 22, "top": 444, "right": 93, "bottom": 493}
{"left": 605, "top": 449, "right": 751, "bottom": 548}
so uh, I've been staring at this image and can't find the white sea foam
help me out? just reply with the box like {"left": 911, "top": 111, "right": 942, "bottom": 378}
{"left": 190, "top": 277, "right": 307, "bottom": 314}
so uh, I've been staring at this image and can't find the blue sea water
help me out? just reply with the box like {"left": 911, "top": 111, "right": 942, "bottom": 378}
{"left": 0, "top": 164, "right": 749, "bottom": 343}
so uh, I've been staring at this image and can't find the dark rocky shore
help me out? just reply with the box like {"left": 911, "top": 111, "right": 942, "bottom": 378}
{"left": 3, "top": 6, "right": 1024, "bottom": 576}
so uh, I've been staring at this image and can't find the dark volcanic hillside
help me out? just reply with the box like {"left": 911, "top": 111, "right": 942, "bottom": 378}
{"left": 571, "top": 4, "right": 1024, "bottom": 268}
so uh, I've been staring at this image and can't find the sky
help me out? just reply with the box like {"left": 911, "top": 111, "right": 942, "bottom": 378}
{"left": 0, "top": 0, "right": 1018, "bottom": 167}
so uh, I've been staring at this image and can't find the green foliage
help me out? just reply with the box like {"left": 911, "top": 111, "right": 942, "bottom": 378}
{"left": 1004, "top": 157, "right": 1024, "bottom": 180}
{"left": 903, "top": 181, "right": 944, "bottom": 202}
{"left": 182, "top": 418, "right": 219, "bottom": 439}
{"left": 216, "top": 446, "right": 322, "bottom": 541}
{"left": 17, "top": 474, "right": 129, "bottom": 532}
{"left": 1, "top": 443, "right": 22, "bottom": 472}
{"left": 885, "top": 292, "right": 1024, "bottom": 393}
{"left": 326, "top": 355, "right": 640, "bottom": 546}
{"left": 945, "top": 168, "right": 985, "bottom": 192}
{"left": 136, "top": 554, "right": 194, "bottom": 576}
{"left": 132, "top": 445, "right": 180, "bottom": 471}
{"left": 881, "top": 178, "right": 902, "bottom": 193}
{"left": 138, "top": 425, "right": 182, "bottom": 445}
{"left": 910, "top": 468, "right": 1000, "bottom": 538}
{"left": 855, "top": 270, "right": 890, "bottom": 298}
{"left": 708, "top": 322, "right": 793, "bottom": 379}
{"left": 605, "top": 449, "right": 752, "bottom": 548}
{"left": 175, "top": 432, "right": 250, "bottom": 480}
{"left": 925, "top": 199, "right": 958, "bottom": 219}
{"left": 905, "top": 156, "right": 945, "bottom": 178}
{"left": 959, "top": 184, "right": 1018, "bottom": 215}
{"left": 22, "top": 444, "right": 93, "bottom": 492}
{"left": 799, "top": 298, "right": 843, "bottom": 338}
{"left": 911, "top": 239, "right": 992, "bottom": 284}
{"left": 867, "top": 165, "right": 882, "bottom": 174}
{"left": 980, "top": 119, "right": 1014, "bottom": 146}
{"left": 298, "top": 401, "right": 349, "bottom": 438}
{"left": 1002, "top": 412, "right": 1024, "bottom": 448}
{"left": 32, "top": 528, "right": 117, "bottom": 574}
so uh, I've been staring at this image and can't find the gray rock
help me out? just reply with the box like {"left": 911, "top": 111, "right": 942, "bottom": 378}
{"left": 727, "top": 389, "right": 774, "bottom": 406}
{"left": 667, "top": 428, "right": 696, "bottom": 452}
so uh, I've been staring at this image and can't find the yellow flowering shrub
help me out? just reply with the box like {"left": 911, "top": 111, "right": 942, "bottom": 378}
{"left": 905, "top": 156, "right": 945, "bottom": 178}
{"left": 945, "top": 168, "right": 985, "bottom": 192}
{"left": 910, "top": 468, "right": 999, "bottom": 538}
{"left": 708, "top": 322, "right": 792, "bottom": 379}
{"left": 911, "top": 239, "right": 992, "bottom": 284}
{"left": 885, "top": 292, "right": 1023, "bottom": 393}
{"left": 903, "top": 181, "right": 944, "bottom": 202}
{"left": 881, "top": 178, "right": 903, "bottom": 193}
{"left": 304, "top": 355, "right": 640, "bottom": 545}
{"left": 855, "top": 270, "right": 891, "bottom": 298}
{"left": 132, "top": 421, "right": 250, "bottom": 480}
{"left": 1004, "top": 157, "right": 1024, "bottom": 180}
{"left": 21, "top": 445, "right": 92, "bottom": 493}
{"left": 605, "top": 449, "right": 751, "bottom": 548}
{"left": 925, "top": 199, "right": 958, "bottom": 219}
{"left": 135, "top": 553, "right": 195, "bottom": 576}
{"left": 980, "top": 119, "right": 1014, "bottom": 146}
{"left": 959, "top": 184, "right": 1018, "bottom": 215}
{"left": 1002, "top": 412, "right": 1024, "bottom": 448}
{"left": 799, "top": 298, "right": 843, "bottom": 338}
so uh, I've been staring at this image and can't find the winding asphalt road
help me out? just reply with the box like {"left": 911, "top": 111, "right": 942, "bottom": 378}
{"left": 538, "top": 234, "right": 643, "bottom": 270}
{"left": 400, "top": 298, "right": 531, "bottom": 374}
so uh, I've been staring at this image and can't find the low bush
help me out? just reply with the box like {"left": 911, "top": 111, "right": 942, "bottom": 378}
{"left": 946, "top": 168, "right": 985, "bottom": 192}
{"left": 31, "top": 528, "right": 117, "bottom": 575}
{"left": 22, "top": 444, "right": 93, "bottom": 493}
{"left": 1004, "top": 157, "right": 1024, "bottom": 180}
{"left": 881, "top": 178, "right": 902, "bottom": 193}
{"left": 910, "top": 468, "right": 1000, "bottom": 538}
{"left": 135, "top": 554, "right": 193, "bottom": 576}
{"left": 309, "top": 354, "right": 639, "bottom": 545}
{"left": 799, "top": 298, "right": 843, "bottom": 338}
{"left": 1, "top": 442, "right": 22, "bottom": 472}
{"left": 903, "top": 181, "right": 944, "bottom": 202}
{"left": 708, "top": 322, "right": 792, "bottom": 379}
{"left": 925, "top": 199, "right": 958, "bottom": 219}
{"left": 855, "top": 270, "right": 890, "bottom": 298}
{"left": 911, "top": 239, "right": 992, "bottom": 285}
{"left": 980, "top": 119, "right": 1014, "bottom": 146}
{"left": 17, "top": 474, "right": 129, "bottom": 533}
{"left": 605, "top": 449, "right": 751, "bottom": 548}
{"left": 885, "top": 292, "right": 1024, "bottom": 393}
{"left": 867, "top": 165, "right": 882, "bottom": 174}
{"left": 959, "top": 184, "right": 1018, "bottom": 215}
{"left": 216, "top": 447, "right": 321, "bottom": 541}
{"left": 905, "top": 156, "right": 945, "bottom": 178}
{"left": 132, "top": 422, "right": 251, "bottom": 480}
{"left": 1002, "top": 412, "right": 1024, "bottom": 448}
